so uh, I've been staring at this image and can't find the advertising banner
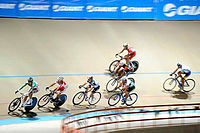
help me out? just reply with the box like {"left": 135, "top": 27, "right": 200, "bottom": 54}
{"left": 85, "top": 0, "right": 119, "bottom": 19}
{"left": 51, "top": 0, "right": 85, "bottom": 19}
{"left": 119, "top": 0, "right": 154, "bottom": 19}
{"left": 0, "top": 0, "right": 18, "bottom": 17}
{"left": 18, "top": 0, "right": 51, "bottom": 18}
{"left": 156, "top": 0, "right": 200, "bottom": 20}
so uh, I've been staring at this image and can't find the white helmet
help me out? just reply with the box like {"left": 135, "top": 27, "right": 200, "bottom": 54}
{"left": 57, "top": 76, "right": 64, "bottom": 81}
{"left": 123, "top": 42, "right": 129, "bottom": 48}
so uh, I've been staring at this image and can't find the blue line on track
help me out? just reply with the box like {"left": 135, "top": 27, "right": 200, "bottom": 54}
{"left": 0, "top": 72, "right": 199, "bottom": 78}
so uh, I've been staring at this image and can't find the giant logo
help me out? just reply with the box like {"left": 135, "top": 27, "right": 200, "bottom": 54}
{"left": 18, "top": 3, "right": 50, "bottom": 11}
{"left": 164, "top": 3, "right": 200, "bottom": 17}
{"left": 53, "top": 5, "right": 84, "bottom": 12}
{"left": 121, "top": 6, "right": 153, "bottom": 13}
{"left": 86, "top": 6, "right": 118, "bottom": 13}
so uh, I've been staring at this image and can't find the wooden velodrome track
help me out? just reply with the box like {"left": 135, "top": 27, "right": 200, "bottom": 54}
{"left": 0, "top": 18, "right": 200, "bottom": 120}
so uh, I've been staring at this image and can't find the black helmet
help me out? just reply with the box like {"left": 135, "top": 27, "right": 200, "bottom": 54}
{"left": 28, "top": 77, "right": 33, "bottom": 83}
{"left": 87, "top": 76, "right": 93, "bottom": 81}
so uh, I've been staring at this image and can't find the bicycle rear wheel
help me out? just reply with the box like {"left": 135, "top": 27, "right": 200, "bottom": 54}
{"left": 108, "top": 93, "right": 121, "bottom": 106}
{"left": 88, "top": 92, "right": 101, "bottom": 105}
{"left": 8, "top": 98, "right": 21, "bottom": 112}
{"left": 106, "top": 78, "right": 118, "bottom": 92}
{"left": 163, "top": 78, "right": 177, "bottom": 91}
{"left": 109, "top": 60, "right": 120, "bottom": 73}
{"left": 38, "top": 94, "right": 51, "bottom": 107}
{"left": 131, "top": 61, "right": 139, "bottom": 73}
{"left": 72, "top": 92, "right": 85, "bottom": 105}
{"left": 126, "top": 93, "right": 138, "bottom": 106}
{"left": 182, "top": 79, "right": 195, "bottom": 92}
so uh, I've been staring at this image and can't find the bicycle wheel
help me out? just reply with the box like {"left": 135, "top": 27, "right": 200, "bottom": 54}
{"left": 72, "top": 92, "right": 85, "bottom": 105}
{"left": 106, "top": 78, "right": 118, "bottom": 92}
{"left": 126, "top": 93, "right": 138, "bottom": 106}
{"left": 131, "top": 61, "right": 139, "bottom": 73}
{"left": 88, "top": 92, "right": 101, "bottom": 105}
{"left": 182, "top": 79, "right": 195, "bottom": 92}
{"left": 163, "top": 78, "right": 177, "bottom": 91}
{"left": 38, "top": 94, "right": 51, "bottom": 107}
{"left": 8, "top": 98, "right": 21, "bottom": 112}
{"left": 108, "top": 93, "right": 121, "bottom": 106}
{"left": 109, "top": 60, "right": 120, "bottom": 73}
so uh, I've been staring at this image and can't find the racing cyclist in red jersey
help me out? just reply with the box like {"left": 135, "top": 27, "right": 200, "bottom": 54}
{"left": 114, "top": 42, "right": 136, "bottom": 78}
{"left": 46, "top": 76, "right": 68, "bottom": 102}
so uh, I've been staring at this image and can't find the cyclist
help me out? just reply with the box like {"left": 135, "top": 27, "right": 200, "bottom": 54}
{"left": 79, "top": 76, "right": 100, "bottom": 102}
{"left": 170, "top": 63, "right": 191, "bottom": 89}
{"left": 115, "top": 42, "right": 136, "bottom": 63}
{"left": 114, "top": 42, "right": 136, "bottom": 77}
{"left": 117, "top": 77, "right": 135, "bottom": 105}
{"left": 46, "top": 76, "right": 68, "bottom": 102}
{"left": 15, "top": 77, "right": 39, "bottom": 109}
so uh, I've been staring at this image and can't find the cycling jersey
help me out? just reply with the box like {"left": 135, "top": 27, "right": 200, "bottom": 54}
{"left": 179, "top": 63, "right": 191, "bottom": 79}
{"left": 123, "top": 79, "right": 135, "bottom": 88}
{"left": 55, "top": 80, "right": 68, "bottom": 91}
{"left": 87, "top": 79, "right": 100, "bottom": 88}
{"left": 127, "top": 46, "right": 136, "bottom": 60}
{"left": 18, "top": 81, "right": 39, "bottom": 91}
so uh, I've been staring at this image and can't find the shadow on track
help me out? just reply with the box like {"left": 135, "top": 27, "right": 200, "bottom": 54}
{"left": 8, "top": 110, "right": 38, "bottom": 118}
{"left": 37, "top": 106, "right": 69, "bottom": 115}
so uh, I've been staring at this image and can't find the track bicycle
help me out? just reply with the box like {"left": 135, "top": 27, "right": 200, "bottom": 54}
{"left": 72, "top": 86, "right": 101, "bottom": 105}
{"left": 108, "top": 88, "right": 138, "bottom": 106}
{"left": 163, "top": 73, "right": 195, "bottom": 92}
{"left": 8, "top": 92, "right": 37, "bottom": 112}
{"left": 108, "top": 55, "right": 139, "bottom": 73}
{"left": 37, "top": 88, "right": 67, "bottom": 108}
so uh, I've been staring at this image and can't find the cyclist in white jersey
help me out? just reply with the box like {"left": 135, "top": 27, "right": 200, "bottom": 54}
{"left": 170, "top": 63, "right": 191, "bottom": 89}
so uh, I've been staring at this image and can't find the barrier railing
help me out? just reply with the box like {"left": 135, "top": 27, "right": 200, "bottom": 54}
{"left": 62, "top": 103, "right": 200, "bottom": 133}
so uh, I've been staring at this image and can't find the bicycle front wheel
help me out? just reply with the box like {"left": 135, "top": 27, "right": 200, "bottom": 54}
{"left": 163, "top": 78, "right": 177, "bottom": 91}
{"left": 109, "top": 60, "right": 119, "bottom": 73}
{"left": 106, "top": 78, "right": 118, "bottom": 92}
{"left": 126, "top": 93, "right": 138, "bottom": 106}
{"left": 108, "top": 93, "right": 121, "bottom": 106}
{"left": 182, "top": 79, "right": 195, "bottom": 92}
{"left": 72, "top": 92, "right": 85, "bottom": 105}
{"left": 38, "top": 94, "right": 51, "bottom": 107}
{"left": 88, "top": 92, "right": 101, "bottom": 105}
{"left": 8, "top": 98, "right": 21, "bottom": 112}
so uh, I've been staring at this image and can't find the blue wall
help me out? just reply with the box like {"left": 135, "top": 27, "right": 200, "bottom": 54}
{"left": 0, "top": 0, "right": 199, "bottom": 20}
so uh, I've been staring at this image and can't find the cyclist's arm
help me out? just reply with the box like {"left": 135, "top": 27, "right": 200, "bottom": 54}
{"left": 171, "top": 68, "right": 179, "bottom": 74}
{"left": 81, "top": 82, "right": 87, "bottom": 87}
{"left": 17, "top": 83, "right": 28, "bottom": 91}
{"left": 48, "top": 82, "right": 56, "bottom": 88}
{"left": 117, "top": 48, "right": 126, "bottom": 55}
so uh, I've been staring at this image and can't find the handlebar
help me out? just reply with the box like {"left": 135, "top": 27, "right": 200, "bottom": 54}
{"left": 115, "top": 54, "right": 124, "bottom": 60}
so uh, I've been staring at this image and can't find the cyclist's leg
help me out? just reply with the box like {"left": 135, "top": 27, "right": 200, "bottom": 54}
{"left": 183, "top": 70, "right": 191, "bottom": 86}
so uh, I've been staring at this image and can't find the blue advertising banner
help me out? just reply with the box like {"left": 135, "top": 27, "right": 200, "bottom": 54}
{"left": 86, "top": 0, "right": 119, "bottom": 19}
{"left": 18, "top": 0, "right": 51, "bottom": 18}
{"left": 156, "top": 0, "right": 200, "bottom": 20}
{"left": 119, "top": 0, "right": 154, "bottom": 19}
{"left": 51, "top": 0, "right": 85, "bottom": 19}
{"left": 0, "top": 0, "right": 18, "bottom": 17}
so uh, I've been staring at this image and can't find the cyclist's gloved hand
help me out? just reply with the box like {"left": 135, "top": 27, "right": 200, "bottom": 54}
{"left": 170, "top": 73, "right": 173, "bottom": 76}
{"left": 46, "top": 87, "right": 49, "bottom": 90}
{"left": 15, "top": 90, "right": 19, "bottom": 94}
{"left": 79, "top": 85, "right": 82, "bottom": 89}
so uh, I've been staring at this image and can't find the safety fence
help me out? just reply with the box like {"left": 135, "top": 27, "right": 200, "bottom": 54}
{"left": 0, "top": 0, "right": 200, "bottom": 20}
{"left": 61, "top": 103, "right": 200, "bottom": 133}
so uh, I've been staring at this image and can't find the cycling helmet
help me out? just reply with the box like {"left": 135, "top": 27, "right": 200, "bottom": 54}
{"left": 121, "top": 77, "right": 127, "bottom": 83}
{"left": 57, "top": 76, "right": 64, "bottom": 81}
{"left": 123, "top": 42, "right": 128, "bottom": 48}
{"left": 28, "top": 77, "right": 33, "bottom": 83}
{"left": 87, "top": 76, "right": 93, "bottom": 81}
{"left": 177, "top": 62, "right": 182, "bottom": 67}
